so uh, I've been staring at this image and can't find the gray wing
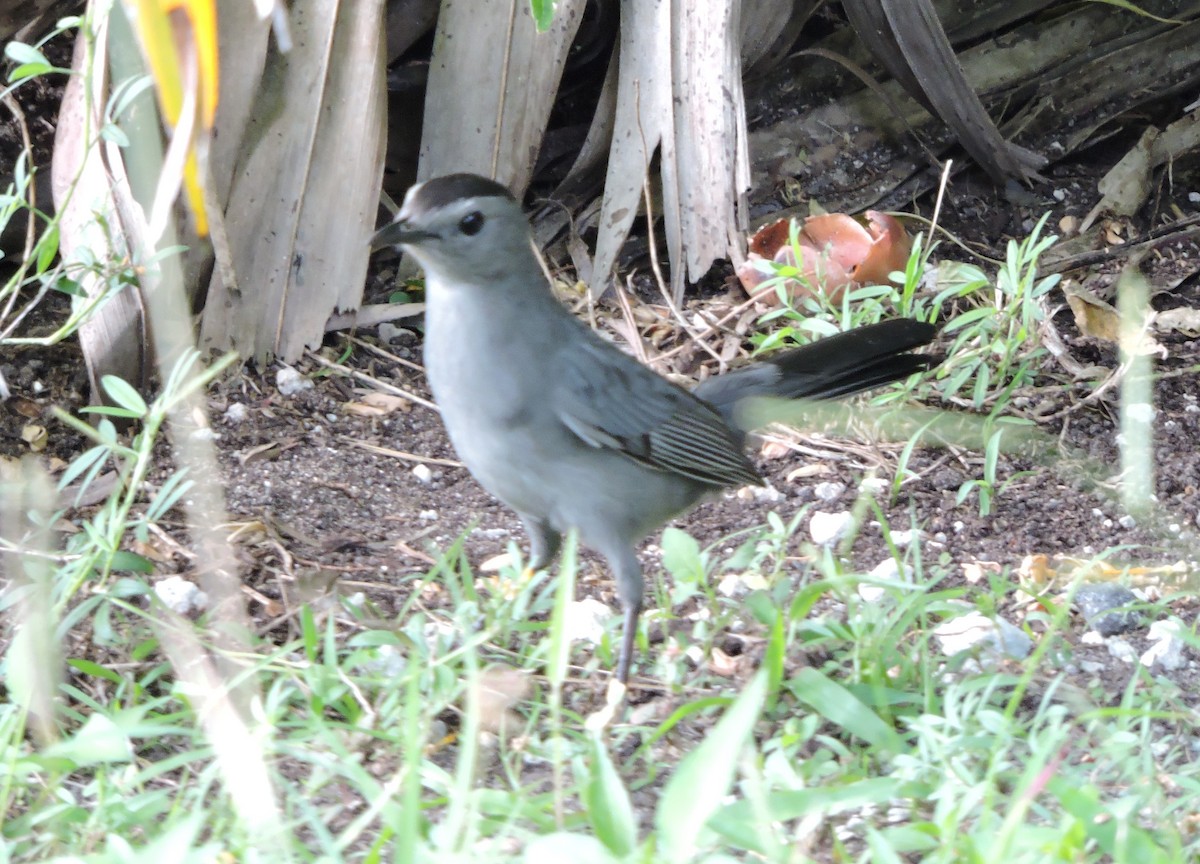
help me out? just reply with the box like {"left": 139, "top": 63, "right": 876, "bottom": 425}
{"left": 555, "top": 338, "right": 762, "bottom": 488}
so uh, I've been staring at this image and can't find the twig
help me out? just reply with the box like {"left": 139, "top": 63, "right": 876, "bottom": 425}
{"left": 305, "top": 350, "right": 438, "bottom": 412}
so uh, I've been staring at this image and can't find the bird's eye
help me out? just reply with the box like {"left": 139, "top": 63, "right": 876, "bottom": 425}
{"left": 459, "top": 211, "right": 485, "bottom": 236}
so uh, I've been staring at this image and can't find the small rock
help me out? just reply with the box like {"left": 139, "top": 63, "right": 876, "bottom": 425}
{"left": 223, "top": 402, "right": 248, "bottom": 424}
{"left": 276, "top": 366, "right": 313, "bottom": 396}
{"left": 154, "top": 576, "right": 208, "bottom": 615}
{"left": 418, "top": 509, "right": 438, "bottom": 521}
{"left": 377, "top": 322, "right": 409, "bottom": 344}
{"left": 717, "top": 570, "right": 768, "bottom": 598}
{"left": 747, "top": 484, "right": 785, "bottom": 503}
{"left": 1141, "top": 619, "right": 1186, "bottom": 671}
{"left": 412, "top": 464, "right": 434, "bottom": 485}
{"left": 1118, "top": 514, "right": 1137, "bottom": 530}
{"left": 1107, "top": 638, "right": 1137, "bottom": 663}
{"left": 809, "top": 510, "right": 853, "bottom": 547}
{"left": 1075, "top": 583, "right": 1141, "bottom": 636}
{"left": 859, "top": 477, "right": 887, "bottom": 495}
{"left": 813, "top": 481, "right": 845, "bottom": 503}
{"left": 1079, "top": 659, "right": 1106, "bottom": 675}
{"left": 934, "top": 610, "right": 1032, "bottom": 661}
{"left": 890, "top": 528, "right": 919, "bottom": 547}
{"left": 564, "top": 598, "right": 613, "bottom": 645}
{"left": 859, "top": 557, "right": 910, "bottom": 602}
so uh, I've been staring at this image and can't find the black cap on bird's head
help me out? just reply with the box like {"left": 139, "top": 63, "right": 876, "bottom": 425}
{"left": 371, "top": 173, "right": 516, "bottom": 251}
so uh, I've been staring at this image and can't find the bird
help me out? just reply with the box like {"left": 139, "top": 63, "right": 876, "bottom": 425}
{"left": 372, "top": 172, "right": 940, "bottom": 685}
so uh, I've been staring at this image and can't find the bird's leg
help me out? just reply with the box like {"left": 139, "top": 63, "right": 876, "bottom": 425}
{"left": 519, "top": 513, "right": 561, "bottom": 577}
{"left": 609, "top": 548, "right": 645, "bottom": 684}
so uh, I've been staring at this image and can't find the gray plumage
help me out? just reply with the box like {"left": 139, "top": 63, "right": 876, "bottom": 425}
{"left": 373, "top": 173, "right": 939, "bottom": 683}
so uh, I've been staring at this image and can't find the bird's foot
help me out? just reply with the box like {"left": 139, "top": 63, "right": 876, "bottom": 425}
{"left": 585, "top": 677, "right": 627, "bottom": 732}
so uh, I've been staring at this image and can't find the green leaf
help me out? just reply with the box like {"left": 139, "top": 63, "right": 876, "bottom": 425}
{"left": 579, "top": 733, "right": 637, "bottom": 856}
{"left": 523, "top": 833, "right": 620, "bottom": 864}
{"left": 660, "top": 527, "right": 704, "bottom": 583}
{"left": 711, "top": 777, "right": 903, "bottom": 848}
{"left": 5, "top": 42, "right": 49, "bottom": 66}
{"left": 787, "top": 667, "right": 902, "bottom": 751}
{"left": 529, "top": 0, "right": 557, "bottom": 32}
{"left": 42, "top": 713, "right": 133, "bottom": 767}
{"left": 110, "top": 550, "right": 154, "bottom": 574}
{"left": 656, "top": 672, "right": 767, "bottom": 862}
{"left": 101, "top": 375, "right": 149, "bottom": 417}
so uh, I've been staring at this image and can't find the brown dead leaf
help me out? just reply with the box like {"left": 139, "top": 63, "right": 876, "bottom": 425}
{"left": 961, "top": 560, "right": 1002, "bottom": 584}
{"left": 708, "top": 645, "right": 740, "bottom": 677}
{"left": 1018, "top": 553, "right": 1054, "bottom": 586}
{"left": 344, "top": 391, "right": 411, "bottom": 417}
{"left": 237, "top": 441, "right": 282, "bottom": 465}
{"left": 786, "top": 463, "right": 832, "bottom": 482}
{"left": 759, "top": 439, "right": 794, "bottom": 460}
{"left": 1065, "top": 285, "right": 1163, "bottom": 356}
{"left": 474, "top": 665, "right": 531, "bottom": 735}
{"left": 21, "top": 423, "right": 47, "bottom": 452}
{"left": 12, "top": 397, "right": 42, "bottom": 419}
{"left": 1064, "top": 287, "right": 1121, "bottom": 342}
{"left": 1154, "top": 307, "right": 1200, "bottom": 337}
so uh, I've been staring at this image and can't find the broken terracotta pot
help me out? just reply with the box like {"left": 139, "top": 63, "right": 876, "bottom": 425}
{"left": 736, "top": 211, "right": 912, "bottom": 305}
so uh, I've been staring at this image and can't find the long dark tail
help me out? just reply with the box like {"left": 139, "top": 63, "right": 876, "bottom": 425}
{"left": 694, "top": 319, "right": 939, "bottom": 423}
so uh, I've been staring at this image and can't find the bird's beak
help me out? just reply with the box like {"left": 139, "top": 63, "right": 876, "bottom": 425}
{"left": 370, "top": 219, "right": 435, "bottom": 251}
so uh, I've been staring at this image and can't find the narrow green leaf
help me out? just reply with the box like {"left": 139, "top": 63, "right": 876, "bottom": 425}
{"left": 787, "top": 667, "right": 901, "bottom": 751}
{"left": 42, "top": 714, "right": 133, "bottom": 766}
{"left": 656, "top": 672, "right": 767, "bottom": 862}
{"left": 101, "top": 375, "right": 148, "bottom": 417}
{"left": 580, "top": 733, "right": 637, "bottom": 856}
{"left": 110, "top": 550, "right": 154, "bottom": 574}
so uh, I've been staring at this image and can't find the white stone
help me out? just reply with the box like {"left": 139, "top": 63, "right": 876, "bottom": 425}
{"left": 1107, "top": 638, "right": 1137, "bottom": 663}
{"left": 412, "top": 464, "right": 434, "bottom": 485}
{"left": 934, "top": 610, "right": 1032, "bottom": 660}
{"left": 223, "top": 403, "right": 248, "bottom": 424}
{"left": 275, "top": 365, "right": 312, "bottom": 396}
{"left": 809, "top": 510, "right": 853, "bottom": 546}
{"left": 813, "top": 482, "right": 845, "bottom": 502}
{"left": 154, "top": 576, "right": 208, "bottom": 615}
{"left": 1141, "top": 619, "right": 1186, "bottom": 671}
{"left": 564, "top": 598, "right": 613, "bottom": 645}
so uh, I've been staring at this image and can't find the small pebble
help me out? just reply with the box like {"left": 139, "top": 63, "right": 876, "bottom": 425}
{"left": 809, "top": 510, "right": 852, "bottom": 546}
{"left": 890, "top": 528, "right": 918, "bottom": 547}
{"left": 223, "top": 403, "right": 248, "bottom": 424}
{"left": 418, "top": 509, "right": 438, "bottom": 521}
{"left": 564, "top": 598, "right": 613, "bottom": 645}
{"left": 412, "top": 464, "right": 434, "bottom": 485}
{"left": 377, "top": 323, "right": 406, "bottom": 344}
{"left": 1107, "top": 638, "right": 1137, "bottom": 663}
{"left": 1118, "top": 515, "right": 1137, "bottom": 529}
{"left": 154, "top": 576, "right": 208, "bottom": 615}
{"left": 1141, "top": 619, "right": 1186, "bottom": 671}
{"left": 858, "top": 557, "right": 910, "bottom": 602}
{"left": 813, "top": 481, "right": 845, "bottom": 503}
{"left": 748, "top": 485, "right": 785, "bottom": 503}
{"left": 934, "top": 610, "right": 1032, "bottom": 660}
{"left": 859, "top": 477, "right": 887, "bottom": 495}
{"left": 1075, "top": 583, "right": 1141, "bottom": 636}
{"left": 276, "top": 366, "right": 313, "bottom": 396}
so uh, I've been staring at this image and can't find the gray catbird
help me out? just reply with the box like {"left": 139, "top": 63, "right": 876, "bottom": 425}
{"left": 373, "top": 173, "right": 939, "bottom": 683}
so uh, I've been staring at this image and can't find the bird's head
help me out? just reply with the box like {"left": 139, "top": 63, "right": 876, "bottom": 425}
{"left": 371, "top": 173, "right": 535, "bottom": 285}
